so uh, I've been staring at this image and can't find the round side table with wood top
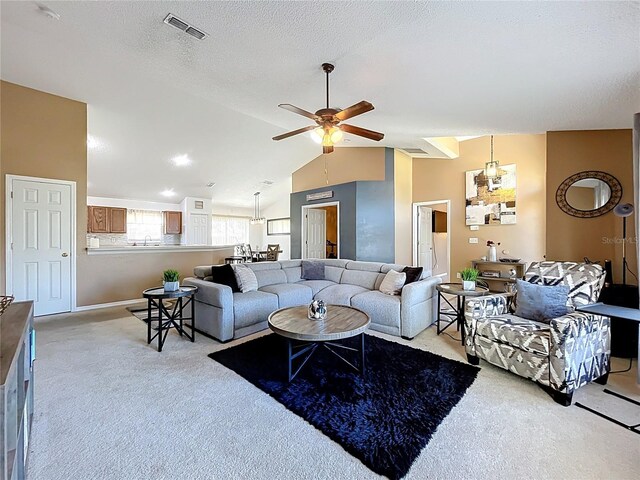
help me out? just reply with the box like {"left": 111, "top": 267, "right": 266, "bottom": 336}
{"left": 436, "top": 282, "right": 490, "bottom": 344}
{"left": 142, "top": 285, "right": 198, "bottom": 352}
{"left": 268, "top": 304, "right": 370, "bottom": 381}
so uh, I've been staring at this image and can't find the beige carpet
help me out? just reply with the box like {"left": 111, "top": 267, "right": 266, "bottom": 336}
{"left": 26, "top": 306, "right": 640, "bottom": 479}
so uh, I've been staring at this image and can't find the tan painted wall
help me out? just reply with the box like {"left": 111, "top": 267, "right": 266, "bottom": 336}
{"left": 0, "top": 81, "right": 233, "bottom": 307}
{"left": 0, "top": 81, "right": 87, "bottom": 295}
{"left": 394, "top": 149, "right": 413, "bottom": 265}
{"left": 79, "top": 249, "right": 232, "bottom": 305}
{"left": 291, "top": 147, "right": 385, "bottom": 193}
{"left": 413, "top": 135, "right": 547, "bottom": 277}
{"left": 546, "top": 130, "right": 636, "bottom": 283}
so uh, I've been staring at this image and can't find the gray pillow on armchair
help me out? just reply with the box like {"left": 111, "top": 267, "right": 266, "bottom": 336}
{"left": 514, "top": 279, "right": 571, "bottom": 323}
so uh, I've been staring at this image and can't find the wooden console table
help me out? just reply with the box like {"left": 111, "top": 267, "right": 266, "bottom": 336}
{"left": 1, "top": 301, "right": 35, "bottom": 480}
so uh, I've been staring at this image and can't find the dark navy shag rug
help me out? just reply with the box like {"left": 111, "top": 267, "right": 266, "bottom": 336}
{"left": 209, "top": 334, "right": 479, "bottom": 479}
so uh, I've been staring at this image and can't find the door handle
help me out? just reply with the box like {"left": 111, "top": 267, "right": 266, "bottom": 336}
{"left": 62, "top": 253, "right": 69, "bottom": 257}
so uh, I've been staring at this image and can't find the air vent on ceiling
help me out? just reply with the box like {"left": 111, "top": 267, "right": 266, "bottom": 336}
{"left": 398, "top": 147, "right": 431, "bottom": 158}
{"left": 163, "top": 13, "right": 207, "bottom": 40}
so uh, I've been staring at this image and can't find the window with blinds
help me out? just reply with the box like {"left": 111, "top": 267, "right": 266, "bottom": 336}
{"left": 212, "top": 215, "right": 250, "bottom": 245}
{"left": 127, "top": 209, "right": 163, "bottom": 242}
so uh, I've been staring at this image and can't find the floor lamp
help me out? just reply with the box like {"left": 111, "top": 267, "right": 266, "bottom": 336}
{"left": 613, "top": 203, "right": 634, "bottom": 285}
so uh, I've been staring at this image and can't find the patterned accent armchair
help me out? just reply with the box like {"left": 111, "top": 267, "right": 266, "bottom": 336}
{"left": 464, "top": 261, "right": 610, "bottom": 406}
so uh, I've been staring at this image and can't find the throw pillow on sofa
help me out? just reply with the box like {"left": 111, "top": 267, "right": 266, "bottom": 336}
{"left": 301, "top": 260, "right": 325, "bottom": 280}
{"left": 232, "top": 265, "right": 258, "bottom": 293}
{"left": 402, "top": 266, "right": 423, "bottom": 285}
{"left": 379, "top": 270, "right": 406, "bottom": 295}
{"left": 514, "top": 279, "right": 571, "bottom": 322}
{"left": 210, "top": 264, "right": 240, "bottom": 292}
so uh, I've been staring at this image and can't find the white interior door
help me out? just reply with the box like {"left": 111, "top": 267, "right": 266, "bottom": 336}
{"left": 10, "top": 179, "right": 72, "bottom": 316}
{"left": 305, "top": 208, "right": 326, "bottom": 259}
{"left": 418, "top": 206, "right": 433, "bottom": 275}
{"left": 189, "top": 213, "right": 208, "bottom": 245}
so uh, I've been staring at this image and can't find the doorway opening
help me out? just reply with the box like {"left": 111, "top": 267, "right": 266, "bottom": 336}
{"left": 301, "top": 202, "right": 339, "bottom": 259}
{"left": 413, "top": 200, "right": 450, "bottom": 282}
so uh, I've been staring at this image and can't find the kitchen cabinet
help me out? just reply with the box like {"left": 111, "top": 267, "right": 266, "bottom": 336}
{"left": 88, "top": 206, "right": 110, "bottom": 233}
{"left": 163, "top": 211, "right": 182, "bottom": 235}
{"left": 87, "top": 206, "right": 127, "bottom": 233}
{"left": 109, "top": 208, "right": 127, "bottom": 233}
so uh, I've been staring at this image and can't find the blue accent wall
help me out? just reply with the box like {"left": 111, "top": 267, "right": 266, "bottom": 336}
{"left": 290, "top": 148, "right": 396, "bottom": 262}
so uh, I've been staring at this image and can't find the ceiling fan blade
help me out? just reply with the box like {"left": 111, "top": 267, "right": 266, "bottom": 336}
{"left": 272, "top": 125, "right": 316, "bottom": 141}
{"left": 334, "top": 101, "right": 374, "bottom": 121}
{"left": 339, "top": 123, "right": 384, "bottom": 141}
{"left": 278, "top": 104, "right": 320, "bottom": 121}
{"left": 323, "top": 145, "right": 334, "bottom": 154}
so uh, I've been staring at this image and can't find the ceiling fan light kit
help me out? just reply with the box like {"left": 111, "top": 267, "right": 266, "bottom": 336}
{"left": 272, "top": 63, "right": 384, "bottom": 154}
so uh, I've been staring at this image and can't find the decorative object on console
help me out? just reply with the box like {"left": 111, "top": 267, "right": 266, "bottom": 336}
{"left": 465, "top": 163, "right": 516, "bottom": 225}
{"left": 0, "top": 295, "right": 14, "bottom": 316}
{"left": 555, "top": 170, "right": 622, "bottom": 218}
{"left": 307, "top": 300, "right": 327, "bottom": 320}
{"left": 486, "top": 240, "right": 500, "bottom": 262}
{"left": 460, "top": 268, "right": 480, "bottom": 291}
{"left": 613, "top": 203, "right": 636, "bottom": 285}
{"left": 162, "top": 269, "right": 180, "bottom": 292}
{"left": 272, "top": 63, "right": 384, "bottom": 154}
{"left": 472, "top": 260, "right": 526, "bottom": 293}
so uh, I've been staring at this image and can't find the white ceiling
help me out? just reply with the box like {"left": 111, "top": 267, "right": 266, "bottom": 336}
{"left": 2, "top": 1, "right": 639, "bottom": 208}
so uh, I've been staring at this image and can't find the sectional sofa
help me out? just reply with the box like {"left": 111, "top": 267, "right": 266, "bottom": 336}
{"left": 183, "top": 259, "right": 442, "bottom": 342}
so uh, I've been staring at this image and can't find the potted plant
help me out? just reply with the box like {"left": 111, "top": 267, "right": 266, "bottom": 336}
{"left": 460, "top": 267, "right": 480, "bottom": 291}
{"left": 486, "top": 240, "right": 501, "bottom": 262}
{"left": 163, "top": 269, "right": 180, "bottom": 292}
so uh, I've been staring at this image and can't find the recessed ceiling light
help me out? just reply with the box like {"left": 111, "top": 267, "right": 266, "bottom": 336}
{"left": 161, "top": 189, "right": 176, "bottom": 197}
{"left": 171, "top": 154, "right": 191, "bottom": 166}
{"left": 206, "top": 182, "right": 215, "bottom": 188}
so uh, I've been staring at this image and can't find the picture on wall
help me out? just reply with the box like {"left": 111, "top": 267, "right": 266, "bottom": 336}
{"left": 465, "top": 164, "right": 516, "bottom": 225}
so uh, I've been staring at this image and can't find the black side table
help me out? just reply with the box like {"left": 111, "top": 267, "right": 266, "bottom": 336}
{"left": 436, "top": 283, "right": 490, "bottom": 344}
{"left": 142, "top": 285, "right": 198, "bottom": 352}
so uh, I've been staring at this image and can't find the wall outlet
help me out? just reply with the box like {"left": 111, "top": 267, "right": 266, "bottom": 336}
{"left": 470, "top": 225, "right": 479, "bottom": 231}
{"left": 469, "top": 237, "right": 479, "bottom": 244}
{"left": 502, "top": 249, "right": 509, "bottom": 254}
{"left": 456, "top": 272, "right": 461, "bottom": 279}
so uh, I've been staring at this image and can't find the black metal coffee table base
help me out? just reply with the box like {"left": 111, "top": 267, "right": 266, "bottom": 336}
{"left": 286, "top": 333, "right": 366, "bottom": 382}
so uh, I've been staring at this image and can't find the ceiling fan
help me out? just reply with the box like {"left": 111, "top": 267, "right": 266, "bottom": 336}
{"left": 272, "top": 63, "right": 384, "bottom": 154}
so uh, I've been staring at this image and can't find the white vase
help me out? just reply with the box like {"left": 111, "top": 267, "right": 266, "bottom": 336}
{"left": 488, "top": 245, "right": 497, "bottom": 262}
{"left": 462, "top": 280, "right": 476, "bottom": 291}
{"left": 164, "top": 281, "right": 179, "bottom": 292}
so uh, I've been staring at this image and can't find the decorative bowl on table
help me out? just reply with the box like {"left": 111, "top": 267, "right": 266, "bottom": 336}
{"left": 308, "top": 300, "right": 327, "bottom": 320}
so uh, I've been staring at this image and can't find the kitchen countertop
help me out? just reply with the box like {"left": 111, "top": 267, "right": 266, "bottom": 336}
{"left": 86, "top": 245, "right": 233, "bottom": 255}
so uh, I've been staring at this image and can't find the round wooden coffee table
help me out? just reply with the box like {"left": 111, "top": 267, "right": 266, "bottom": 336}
{"left": 268, "top": 305, "right": 370, "bottom": 381}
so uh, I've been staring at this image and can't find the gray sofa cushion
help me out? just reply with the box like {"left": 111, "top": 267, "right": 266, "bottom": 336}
{"left": 246, "top": 262, "right": 282, "bottom": 272}
{"left": 279, "top": 260, "right": 302, "bottom": 268}
{"left": 233, "top": 291, "right": 279, "bottom": 329}
{"left": 323, "top": 259, "right": 350, "bottom": 268}
{"left": 325, "top": 266, "right": 344, "bottom": 283}
{"left": 315, "top": 284, "right": 369, "bottom": 306}
{"left": 351, "top": 291, "right": 401, "bottom": 329}
{"left": 340, "top": 269, "right": 380, "bottom": 289}
{"left": 283, "top": 266, "right": 302, "bottom": 283}
{"left": 259, "top": 283, "right": 313, "bottom": 308}
{"left": 381, "top": 263, "right": 405, "bottom": 273}
{"left": 345, "top": 261, "right": 384, "bottom": 272}
{"left": 253, "top": 269, "right": 287, "bottom": 288}
{"left": 299, "top": 280, "right": 336, "bottom": 296}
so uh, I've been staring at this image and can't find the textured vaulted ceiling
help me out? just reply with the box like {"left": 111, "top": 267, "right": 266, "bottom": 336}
{"left": 1, "top": 1, "right": 638, "bottom": 207}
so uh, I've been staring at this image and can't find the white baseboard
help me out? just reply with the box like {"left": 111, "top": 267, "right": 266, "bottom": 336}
{"left": 74, "top": 298, "right": 145, "bottom": 312}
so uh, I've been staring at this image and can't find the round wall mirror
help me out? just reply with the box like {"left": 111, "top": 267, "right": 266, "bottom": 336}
{"left": 556, "top": 171, "right": 622, "bottom": 218}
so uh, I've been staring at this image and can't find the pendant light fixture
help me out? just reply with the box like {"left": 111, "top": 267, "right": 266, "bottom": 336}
{"left": 251, "top": 192, "right": 266, "bottom": 225}
{"left": 485, "top": 135, "right": 499, "bottom": 179}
